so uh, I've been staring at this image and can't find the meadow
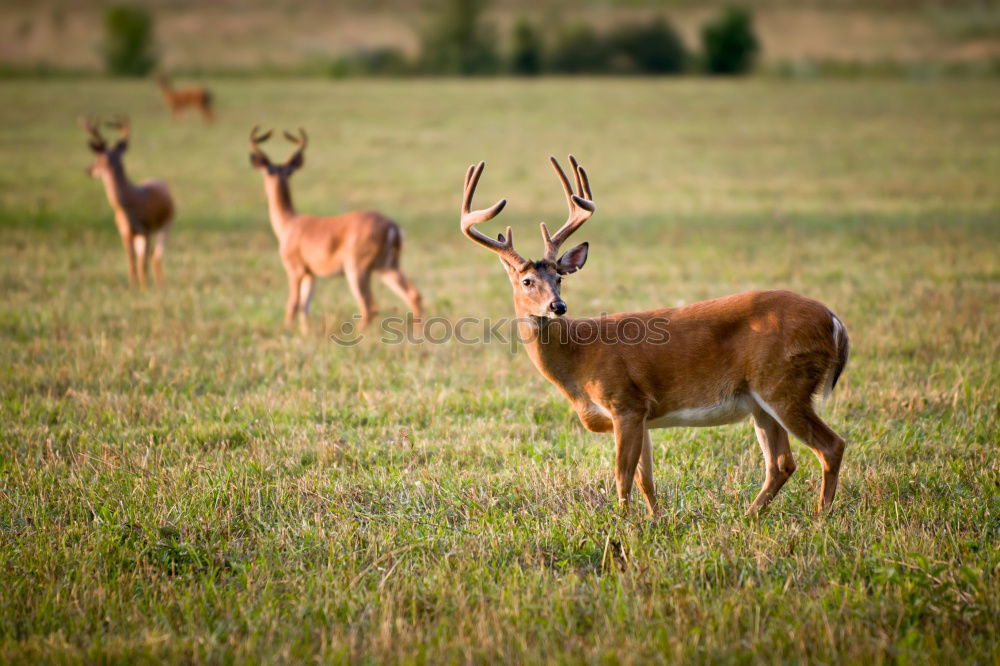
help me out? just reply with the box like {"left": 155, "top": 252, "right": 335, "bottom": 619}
{"left": 0, "top": 78, "right": 998, "bottom": 663}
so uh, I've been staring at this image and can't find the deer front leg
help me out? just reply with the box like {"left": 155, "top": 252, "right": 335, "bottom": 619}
{"left": 284, "top": 272, "right": 303, "bottom": 330}
{"left": 132, "top": 234, "right": 148, "bottom": 288}
{"left": 633, "top": 428, "right": 658, "bottom": 518}
{"left": 298, "top": 274, "right": 315, "bottom": 335}
{"left": 611, "top": 412, "right": 646, "bottom": 512}
{"left": 120, "top": 232, "right": 138, "bottom": 287}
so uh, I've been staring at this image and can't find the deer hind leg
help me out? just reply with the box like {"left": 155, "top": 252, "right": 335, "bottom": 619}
{"left": 298, "top": 274, "right": 315, "bottom": 335}
{"left": 379, "top": 269, "right": 423, "bottom": 323}
{"left": 345, "top": 267, "right": 375, "bottom": 329}
{"left": 746, "top": 407, "right": 796, "bottom": 515}
{"left": 612, "top": 413, "right": 646, "bottom": 512}
{"left": 752, "top": 392, "right": 845, "bottom": 514}
{"left": 151, "top": 229, "right": 168, "bottom": 286}
{"left": 633, "top": 428, "right": 658, "bottom": 517}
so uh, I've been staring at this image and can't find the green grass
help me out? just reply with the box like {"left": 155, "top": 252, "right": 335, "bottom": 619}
{"left": 1, "top": 78, "right": 998, "bottom": 663}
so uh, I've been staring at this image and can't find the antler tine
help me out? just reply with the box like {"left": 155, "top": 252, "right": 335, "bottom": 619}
{"left": 249, "top": 125, "right": 273, "bottom": 155}
{"left": 283, "top": 128, "right": 308, "bottom": 164}
{"left": 78, "top": 116, "right": 105, "bottom": 146}
{"left": 460, "top": 161, "right": 526, "bottom": 269}
{"left": 78, "top": 116, "right": 97, "bottom": 133}
{"left": 568, "top": 155, "right": 592, "bottom": 200}
{"left": 106, "top": 114, "right": 130, "bottom": 140}
{"left": 283, "top": 127, "right": 307, "bottom": 149}
{"left": 541, "top": 155, "right": 595, "bottom": 261}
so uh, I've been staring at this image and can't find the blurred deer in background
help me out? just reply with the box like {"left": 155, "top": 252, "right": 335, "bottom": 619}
{"left": 460, "top": 156, "right": 849, "bottom": 517}
{"left": 249, "top": 126, "right": 422, "bottom": 333}
{"left": 156, "top": 74, "right": 214, "bottom": 123}
{"left": 81, "top": 116, "right": 174, "bottom": 287}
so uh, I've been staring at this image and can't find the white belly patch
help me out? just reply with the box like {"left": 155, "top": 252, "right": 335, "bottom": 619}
{"left": 646, "top": 394, "right": 752, "bottom": 429}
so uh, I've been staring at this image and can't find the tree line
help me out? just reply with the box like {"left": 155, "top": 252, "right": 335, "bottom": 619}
{"left": 103, "top": 1, "right": 759, "bottom": 78}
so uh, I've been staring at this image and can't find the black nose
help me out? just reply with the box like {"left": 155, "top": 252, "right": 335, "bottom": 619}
{"left": 550, "top": 301, "right": 567, "bottom": 315}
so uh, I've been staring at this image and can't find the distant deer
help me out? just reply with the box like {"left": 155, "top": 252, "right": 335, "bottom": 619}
{"left": 249, "top": 126, "right": 422, "bottom": 333}
{"left": 459, "top": 157, "right": 849, "bottom": 517}
{"left": 156, "top": 74, "right": 213, "bottom": 123}
{"left": 81, "top": 117, "right": 174, "bottom": 287}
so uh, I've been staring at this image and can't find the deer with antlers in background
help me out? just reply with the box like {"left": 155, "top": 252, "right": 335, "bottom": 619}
{"left": 249, "top": 126, "right": 422, "bottom": 333}
{"left": 156, "top": 74, "right": 213, "bottom": 123}
{"left": 81, "top": 117, "right": 174, "bottom": 287}
{"left": 459, "top": 156, "right": 849, "bottom": 517}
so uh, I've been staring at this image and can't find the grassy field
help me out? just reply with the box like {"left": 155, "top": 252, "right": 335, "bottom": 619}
{"left": 1, "top": 78, "right": 998, "bottom": 663}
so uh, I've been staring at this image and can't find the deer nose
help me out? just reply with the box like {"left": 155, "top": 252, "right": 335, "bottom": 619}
{"left": 550, "top": 300, "right": 567, "bottom": 316}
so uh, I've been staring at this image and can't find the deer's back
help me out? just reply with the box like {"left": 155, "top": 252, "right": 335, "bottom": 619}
{"left": 291, "top": 210, "right": 398, "bottom": 276}
{"left": 570, "top": 290, "right": 839, "bottom": 414}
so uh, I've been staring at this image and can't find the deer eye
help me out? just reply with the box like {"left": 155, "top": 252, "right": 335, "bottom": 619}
{"left": 521, "top": 278, "right": 532, "bottom": 287}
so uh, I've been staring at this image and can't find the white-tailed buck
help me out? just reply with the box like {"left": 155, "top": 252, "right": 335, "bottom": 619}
{"left": 460, "top": 157, "right": 849, "bottom": 516}
{"left": 249, "top": 126, "right": 422, "bottom": 332}
{"left": 82, "top": 117, "right": 174, "bottom": 287}
{"left": 156, "top": 74, "right": 214, "bottom": 123}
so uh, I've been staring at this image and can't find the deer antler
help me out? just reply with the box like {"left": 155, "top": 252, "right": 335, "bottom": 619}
{"left": 283, "top": 128, "right": 307, "bottom": 149}
{"left": 79, "top": 116, "right": 106, "bottom": 150}
{"left": 541, "top": 155, "right": 595, "bottom": 262}
{"left": 460, "top": 161, "right": 527, "bottom": 270}
{"left": 105, "top": 115, "right": 130, "bottom": 141}
{"left": 249, "top": 125, "right": 273, "bottom": 158}
{"left": 284, "top": 127, "right": 308, "bottom": 163}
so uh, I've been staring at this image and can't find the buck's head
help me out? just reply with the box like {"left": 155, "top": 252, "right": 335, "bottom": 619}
{"left": 248, "top": 126, "right": 307, "bottom": 181}
{"left": 80, "top": 116, "right": 129, "bottom": 179}
{"left": 460, "top": 156, "right": 594, "bottom": 318}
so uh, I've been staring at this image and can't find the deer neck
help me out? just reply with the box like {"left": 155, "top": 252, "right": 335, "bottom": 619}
{"left": 263, "top": 177, "right": 297, "bottom": 241}
{"left": 100, "top": 162, "right": 135, "bottom": 212}
{"left": 515, "top": 311, "right": 580, "bottom": 395}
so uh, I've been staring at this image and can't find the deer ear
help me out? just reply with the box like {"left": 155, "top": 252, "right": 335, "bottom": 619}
{"left": 250, "top": 152, "right": 268, "bottom": 169}
{"left": 557, "top": 242, "right": 588, "bottom": 274}
{"left": 88, "top": 141, "right": 104, "bottom": 154}
{"left": 113, "top": 139, "right": 128, "bottom": 153}
{"left": 287, "top": 151, "right": 304, "bottom": 171}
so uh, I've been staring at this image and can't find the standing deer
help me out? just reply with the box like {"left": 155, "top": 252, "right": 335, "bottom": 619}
{"left": 81, "top": 117, "right": 174, "bottom": 288}
{"left": 459, "top": 157, "right": 849, "bottom": 517}
{"left": 249, "top": 126, "right": 422, "bottom": 333}
{"left": 156, "top": 74, "right": 214, "bottom": 123}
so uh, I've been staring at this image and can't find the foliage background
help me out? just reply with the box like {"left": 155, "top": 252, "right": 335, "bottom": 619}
{"left": 1, "top": 0, "right": 999, "bottom": 76}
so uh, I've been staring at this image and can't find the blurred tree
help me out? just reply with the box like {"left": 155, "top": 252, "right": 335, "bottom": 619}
{"left": 609, "top": 17, "right": 686, "bottom": 74}
{"left": 549, "top": 23, "right": 612, "bottom": 74}
{"left": 701, "top": 6, "right": 759, "bottom": 75}
{"left": 509, "top": 18, "right": 544, "bottom": 76}
{"left": 330, "top": 47, "right": 412, "bottom": 78}
{"left": 102, "top": 5, "right": 157, "bottom": 77}
{"left": 420, "top": 0, "right": 499, "bottom": 75}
